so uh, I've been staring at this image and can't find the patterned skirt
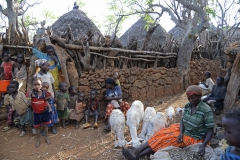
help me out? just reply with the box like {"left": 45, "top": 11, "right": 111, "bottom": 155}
{"left": 105, "top": 101, "right": 130, "bottom": 119}
{"left": 148, "top": 123, "right": 204, "bottom": 152}
{"left": 48, "top": 98, "right": 59, "bottom": 126}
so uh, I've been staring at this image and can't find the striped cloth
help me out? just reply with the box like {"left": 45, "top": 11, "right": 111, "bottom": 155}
{"left": 148, "top": 123, "right": 204, "bottom": 152}
{"left": 183, "top": 101, "right": 215, "bottom": 140}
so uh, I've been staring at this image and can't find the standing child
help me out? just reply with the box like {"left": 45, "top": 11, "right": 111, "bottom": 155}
{"left": 112, "top": 71, "right": 120, "bottom": 86}
{"left": 220, "top": 107, "right": 240, "bottom": 159}
{"left": 34, "top": 59, "right": 57, "bottom": 134}
{"left": 2, "top": 86, "right": 13, "bottom": 132}
{"left": 12, "top": 53, "right": 28, "bottom": 93}
{"left": 69, "top": 92, "right": 86, "bottom": 128}
{"left": 30, "top": 77, "right": 51, "bottom": 147}
{"left": 41, "top": 82, "right": 58, "bottom": 134}
{"left": 55, "top": 82, "right": 70, "bottom": 128}
{"left": 83, "top": 89, "right": 100, "bottom": 129}
{"left": 68, "top": 86, "right": 78, "bottom": 111}
{"left": 8, "top": 81, "right": 32, "bottom": 137}
{"left": 0, "top": 51, "right": 14, "bottom": 80}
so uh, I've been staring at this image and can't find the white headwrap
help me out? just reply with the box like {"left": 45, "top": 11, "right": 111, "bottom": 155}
{"left": 35, "top": 59, "right": 47, "bottom": 67}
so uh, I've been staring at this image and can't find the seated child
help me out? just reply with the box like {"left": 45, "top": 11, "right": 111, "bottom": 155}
{"left": 12, "top": 53, "right": 28, "bottom": 93}
{"left": 113, "top": 71, "right": 120, "bottom": 86}
{"left": 203, "top": 76, "right": 227, "bottom": 112}
{"left": 41, "top": 82, "right": 58, "bottom": 135}
{"left": 30, "top": 77, "right": 51, "bottom": 147}
{"left": 69, "top": 92, "right": 86, "bottom": 129}
{"left": 8, "top": 81, "right": 32, "bottom": 137}
{"left": 199, "top": 71, "right": 214, "bottom": 96}
{"left": 83, "top": 89, "right": 100, "bottom": 129}
{"left": 68, "top": 86, "right": 78, "bottom": 112}
{"left": 55, "top": 82, "right": 70, "bottom": 128}
{"left": 0, "top": 51, "right": 14, "bottom": 80}
{"left": 220, "top": 107, "right": 240, "bottom": 159}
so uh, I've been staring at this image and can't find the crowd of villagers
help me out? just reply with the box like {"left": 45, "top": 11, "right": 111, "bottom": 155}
{"left": 0, "top": 45, "right": 240, "bottom": 159}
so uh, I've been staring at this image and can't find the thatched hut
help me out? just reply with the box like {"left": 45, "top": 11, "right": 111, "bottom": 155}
{"left": 168, "top": 26, "right": 186, "bottom": 40}
{"left": 119, "top": 18, "right": 169, "bottom": 51}
{"left": 51, "top": 7, "right": 104, "bottom": 44}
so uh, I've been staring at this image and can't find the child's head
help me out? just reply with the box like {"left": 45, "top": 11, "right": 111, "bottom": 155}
{"left": 59, "top": 82, "right": 68, "bottom": 92}
{"left": 78, "top": 92, "right": 84, "bottom": 101}
{"left": 204, "top": 71, "right": 211, "bottom": 79}
{"left": 16, "top": 53, "right": 25, "bottom": 63}
{"left": 112, "top": 72, "right": 119, "bottom": 80}
{"left": 90, "top": 89, "right": 97, "bottom": 100}
{"left": 42, "top": 82, "right": 49, "bottom": 92}
{"left": 2, "top": 51, "right": 10, "bottom": 62}
{"left": 68, "top": 86, "right": 78, "bottom": 94}
{"left": 8, "top": 81, "right": 19, "bottom": 94}
{"left": 46, "top": 45, "right": 55, "bottom": 57}
{"left": 216, "top": 76, "right": 224, "bottom": 86}
{"left": 222, "top": 107, "right": 240, "bottom": 148}
{"left": 32, "top": 77, "right": 42, "bottom": 92}
{"left": 35, "top": 59, "right": 49, "bottom": 72}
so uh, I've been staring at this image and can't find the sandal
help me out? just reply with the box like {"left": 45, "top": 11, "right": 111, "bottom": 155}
{"left": 122, "top": 147, "right": 137, "bottom": 160}
{"left": 2, "top": 126, "right": 11, "bottom": 132}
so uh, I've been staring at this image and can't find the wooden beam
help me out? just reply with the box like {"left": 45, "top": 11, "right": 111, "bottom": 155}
{"left": 3, "top": 45, "right": 32, "bottom": 49}
{"left": 64, "top": 44, "right": 177, "bottom": 56}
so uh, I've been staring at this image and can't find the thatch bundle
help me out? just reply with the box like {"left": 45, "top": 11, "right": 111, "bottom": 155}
{"left": 119, "top": 18, "right": 169, "bottom": 51}
{"left": 51, "top": 8, "right": 104, "bottom": 45}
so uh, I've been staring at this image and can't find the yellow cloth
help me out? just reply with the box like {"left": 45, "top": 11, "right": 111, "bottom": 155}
{"left": 48, "top": 60, "right": 59, "bottom": 90}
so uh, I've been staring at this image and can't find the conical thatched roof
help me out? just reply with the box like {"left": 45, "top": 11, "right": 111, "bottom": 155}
{"left": 51, "top": 8, "right": 103, "bottom": 43}
{"left": 168, "top": 26, "right": 186, "bottom": 40}
{"left": 119, "top": 18, "right": 168, "bottom": 50}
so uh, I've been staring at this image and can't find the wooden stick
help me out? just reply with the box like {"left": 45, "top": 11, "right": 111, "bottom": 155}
{"left": 90, "top": 52, "right": 155, "bottom": 62}
{"left": 3, "top": 44, "right": 32, "bottom": 49}
{"left": 64, "top": 44, "right": 177, "bottom": 56}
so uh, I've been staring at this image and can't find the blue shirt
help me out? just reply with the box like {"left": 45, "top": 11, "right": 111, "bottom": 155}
{"left": 105, "top": 85, "right": 122, "bottom": 97}
{"left": 220, "top": 146, "right": 240, "bottom": 160}
{"left": 32, "top": 48, "right": 61, "bottom": 69}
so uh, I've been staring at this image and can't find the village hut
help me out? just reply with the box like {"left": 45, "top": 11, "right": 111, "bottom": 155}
{"left": 168, "top": 26, "right": 186, "bottom": 40}
{"left": 119, "top": 18, "right": 169, "bottom": 51}
{"left": 51, "top": 6, "right": 104, "bottom": 45}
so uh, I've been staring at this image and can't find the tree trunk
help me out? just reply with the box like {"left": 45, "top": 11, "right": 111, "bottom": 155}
{"left": 224, "top": 52, "right": 240, "bottom": 111}
{"left": 176, "top": 28, "right": 197, "bottom": 90}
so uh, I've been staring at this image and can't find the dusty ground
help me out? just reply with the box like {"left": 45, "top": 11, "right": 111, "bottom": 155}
{"left": 0, "top": 92, "right": 190, "bottom": 160}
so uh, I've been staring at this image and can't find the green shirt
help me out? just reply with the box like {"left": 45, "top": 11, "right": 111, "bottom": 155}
{"left": 115, "top": 79, "right": 121, "bottom": 86}
{"left": 182, "top": 101, "right": 214, "bottom": 140}
{"left": 56, "top": 92, "right": 70, "bottom": 111}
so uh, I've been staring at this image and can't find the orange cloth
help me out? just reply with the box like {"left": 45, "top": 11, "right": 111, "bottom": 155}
{"left": 105, "top": 101, "right": 130, "bottom": 118}
{"left": 148, "top": 123, "right": 204, "bottom": 152}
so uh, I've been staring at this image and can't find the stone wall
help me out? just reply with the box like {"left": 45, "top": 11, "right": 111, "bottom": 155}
{"left": 78, "top": 58, "right": 222, "bottom": 102}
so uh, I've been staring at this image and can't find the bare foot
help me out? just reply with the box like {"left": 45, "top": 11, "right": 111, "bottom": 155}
{"left": 35, "top": 141, "right": 40, "bottom": 148}
{"left": 45, "top": 137, "right": 51, "bottom": 145}
{"left": 75, "top": 124, "right": 79, "bottom": 129}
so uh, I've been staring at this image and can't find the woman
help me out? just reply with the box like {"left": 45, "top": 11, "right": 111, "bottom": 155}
{"left": 104, "top": 78, "right": 130, "bottom": 130}
{"left": 122, "top": 85, "right": 214, "bottom": 160}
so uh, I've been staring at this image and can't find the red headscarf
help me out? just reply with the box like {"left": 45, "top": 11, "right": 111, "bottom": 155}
{"left": 186, "top": 85, "right": 202, "bottom": 96}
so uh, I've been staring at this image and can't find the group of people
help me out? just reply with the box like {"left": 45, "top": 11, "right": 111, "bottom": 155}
{"left": 1, "top": 47, "right": 240, "bottom": 159}
{"left": 0, "top": 46, "right": 130, "bottom": 148}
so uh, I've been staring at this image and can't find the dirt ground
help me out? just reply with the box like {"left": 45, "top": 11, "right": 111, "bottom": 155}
{"left": 0, "top": 92, "right": 189, "bottom": 160}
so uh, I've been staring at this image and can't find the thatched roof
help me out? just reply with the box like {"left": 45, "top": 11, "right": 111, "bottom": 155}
{"left": 51, "top": 8, "right": 103, "bottom": 44}
{"left": 168, "top": 26, "right": 186, "bottom": 40}
{"left": 119, "top": 18, "right": 168, "bottom": 50}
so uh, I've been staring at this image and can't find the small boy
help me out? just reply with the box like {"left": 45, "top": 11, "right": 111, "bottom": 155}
{"left": 42, "top": 82, "right": 53, "bottom": 112}
{"left": 220, "top": 107, "right": 240, "bottom": 159}
{"left": 113, "top": 71, "right": 120, "bottom": 86}
{"left": 83, "top": 89, "right": 100, "bottom": 129}
{"left": 55, "top": 82, "right": 70, "bottom": 128}
{"left": 2, "top": 86, "right": 13, "bottom": 132}
{"left": 8, "top": 81, "right": 31, "bottom": 136}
